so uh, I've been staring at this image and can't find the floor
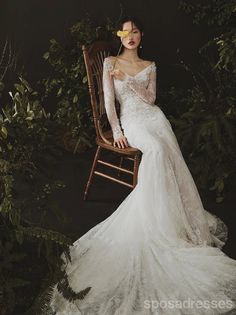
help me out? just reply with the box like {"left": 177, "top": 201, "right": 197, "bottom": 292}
{"left": 52, "top": 147, "right": 236, "bottom": 260}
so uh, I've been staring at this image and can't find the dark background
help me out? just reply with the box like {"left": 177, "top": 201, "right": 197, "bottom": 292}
{"left": 0, "top": 0, "right": 213, "bottom": 88}
{"left": 1, "top": 1, "right": 235, "bottom": 255}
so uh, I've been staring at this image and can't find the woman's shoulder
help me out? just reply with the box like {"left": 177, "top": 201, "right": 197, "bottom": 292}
{"left": 142, "top": 59, "right": 156, "bottom": 66}
{"left": 104, "top": 56, "right": 116, "bottom": 64}
{"left": 136, "top": 59, "right": 156, "bottom": 72}
{"left": 142, "top": 59, "right": 157, "bottom": 73}
{"left": 103, "top": 56, "right": 116, "bottom": 70}
{"left": 105, "top": 56, "right": 116, "bottom": 60}
{"left": 103, "top": 56, "right": 116, "bottom": 72}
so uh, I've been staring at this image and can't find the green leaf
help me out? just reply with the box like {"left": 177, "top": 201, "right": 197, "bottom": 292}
{"left": 20, "top": 226, "right": 72, "bottom": 246}
{"left": 216, "top": 196, "right": 224, "bottom": 203}
{"left": 49, "top": 38, "right": 57, "bottom": 44}
{"left": 19, "top": 77, "right": 33, "bottom": 92}
{"left": 0, "top": 126, "right": 8, "bottom": 139}
{"left": 57, "top": 87, "right": 63, "bottom": 96}
{"left": 43, "top": 52, "right": 50, "bottom": 60}
{"left": 14, "top": 83, "right": 24, "bottom": 94}
{"left": 73, "top": 94, "right": 78, "bottom": 103}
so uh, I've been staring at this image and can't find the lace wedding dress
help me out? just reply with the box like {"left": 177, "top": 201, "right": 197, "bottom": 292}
{"left": 47, "top": 57, "right": 236, "bottom": 314}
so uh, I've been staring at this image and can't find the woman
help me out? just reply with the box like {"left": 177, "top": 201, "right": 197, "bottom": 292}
{"left": 47, "top": 16, "right": 236, "bottom": 314}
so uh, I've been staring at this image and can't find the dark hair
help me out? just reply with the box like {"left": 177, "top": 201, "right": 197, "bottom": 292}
{"left": 116, "top": 15, "right": 144, "bottom": 34}
{"left": 114, "top": 15, "right": 144, "bottom": 56}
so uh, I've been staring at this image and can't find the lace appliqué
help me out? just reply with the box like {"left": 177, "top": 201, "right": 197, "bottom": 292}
{"left": 123, "top": 62, "right": 157, "bottom": 105}
{"left": 103, "top": 58, "right": 124, "bottom": 141}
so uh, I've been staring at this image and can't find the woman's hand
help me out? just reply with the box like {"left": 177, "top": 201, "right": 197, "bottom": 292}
{"left": 113, "top": 135, "right": 129, "bottom": 149}
{"left": 110, "top": 69, "right": 126, "bottom": 81}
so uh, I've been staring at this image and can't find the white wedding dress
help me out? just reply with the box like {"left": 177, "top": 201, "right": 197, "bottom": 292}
{"left": 47, "top": 57, "right": 236, "bottom": 315}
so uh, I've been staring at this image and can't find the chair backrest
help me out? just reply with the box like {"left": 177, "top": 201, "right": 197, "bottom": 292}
{"left": 82, "top": 40, "right": 118, "bottom": 144}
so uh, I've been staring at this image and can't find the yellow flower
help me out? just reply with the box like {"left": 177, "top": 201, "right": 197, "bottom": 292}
{"left": 116, "top": 30, "right": 130, "bottom": 38}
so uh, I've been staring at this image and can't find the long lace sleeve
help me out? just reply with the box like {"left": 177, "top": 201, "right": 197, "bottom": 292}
{"left": 124, "top": 62, "right": 157, "bottom": 105}
{"left": 102, "top": 57, "right": 123, "bottom": 141}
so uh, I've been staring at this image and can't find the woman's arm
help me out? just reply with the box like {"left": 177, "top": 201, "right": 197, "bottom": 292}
{"left": 102, "top": 57, "right": 124, "bottom": 142}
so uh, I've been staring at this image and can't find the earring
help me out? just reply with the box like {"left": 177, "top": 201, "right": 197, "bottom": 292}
{"left": 140, "top": 36, "right": 143, "bottom": 49}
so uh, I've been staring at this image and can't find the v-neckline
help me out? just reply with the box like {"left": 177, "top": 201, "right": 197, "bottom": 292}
{"left": 118, "top": 62, "right": 154, "bottom": 78}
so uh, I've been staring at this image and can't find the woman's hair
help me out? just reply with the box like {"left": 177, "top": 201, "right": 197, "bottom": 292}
{"left": 116, "top": 15, "right": 144, "bottom": 34}
{"left": 114, "top": 15, "right": 144, "bottom": 56}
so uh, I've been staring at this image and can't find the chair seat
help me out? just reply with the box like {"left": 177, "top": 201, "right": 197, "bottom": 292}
{"left": 96, "top": 130, "right": 142, "bottom": 156}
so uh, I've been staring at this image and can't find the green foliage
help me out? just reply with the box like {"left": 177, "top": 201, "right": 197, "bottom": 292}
{"left": 40, "top": 17, "right": 116, "bottom": 153}
{"left": 165, "top": 81, "right": 235, "bottom": 202}
{"left": 179, "top": 0, "right": 236, "bottom": 75}
{"left": 213, "top": 31, "right": 236, "bottom": 75}
{"left": 179, "top": 0, "right": 236, "bottom": 26}
{"left": 0, "top": 231, "right": 30, "bottom": 315}
{"left": 0, "top": 16, "right": 120, "bottom": 313}
{"left": 0, "top": 77, "right": 73, "bottom": 314}
{"left": 165, "top": 0, "right": 236, "bottom": 202}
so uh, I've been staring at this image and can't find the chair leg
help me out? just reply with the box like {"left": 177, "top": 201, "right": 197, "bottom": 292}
{"left": 84, "top": 146, "right": 102, "bottom": 200}
{"left": 133, "top": 154, "right": 140, "bottom": 187}
{"left": 117, "top": 156, "right": 124, "bottom": 178}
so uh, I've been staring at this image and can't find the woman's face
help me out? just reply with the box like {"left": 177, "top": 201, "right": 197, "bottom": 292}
{"left": 120, "top": 21, "right": 142, "bottom": 50}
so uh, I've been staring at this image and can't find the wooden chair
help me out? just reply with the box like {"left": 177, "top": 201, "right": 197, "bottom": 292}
{"left": 82, "top": 40, "right": 142, "bottom": 201}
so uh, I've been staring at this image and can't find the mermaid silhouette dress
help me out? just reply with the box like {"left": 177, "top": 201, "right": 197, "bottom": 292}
{"left": 48, "top": 57, "right": 236, "bottom": 314}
